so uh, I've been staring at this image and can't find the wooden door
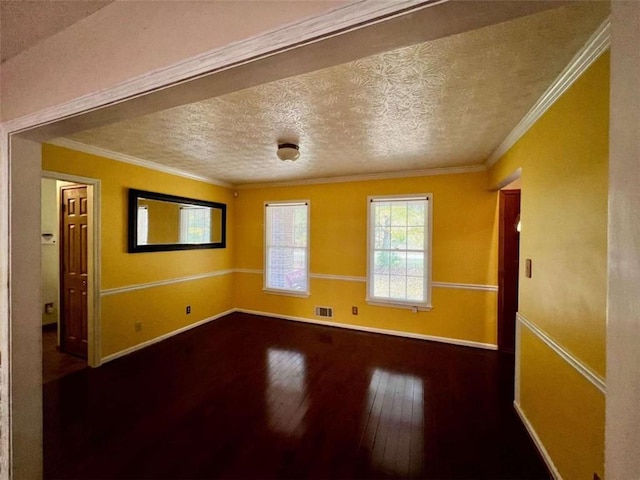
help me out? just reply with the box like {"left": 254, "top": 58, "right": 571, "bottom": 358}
{"left": 60, "top": 185, "right": 88, "bottom": 358}
{"left": 498, "top": 190, "right": 521, "bottom": 354}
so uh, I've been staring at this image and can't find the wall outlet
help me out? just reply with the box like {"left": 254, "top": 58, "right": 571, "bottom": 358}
{"left": 134, "top": 321, "right": 142, "bottom": 332}
{"left": 186, "top": 305, "right": 191, "bottom": 314}
{"left": 352, "top": 306, "right": 358, "bottom": 315}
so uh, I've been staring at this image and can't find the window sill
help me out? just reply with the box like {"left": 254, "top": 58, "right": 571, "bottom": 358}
{"left": 263, "top": 288, "right": 310, "bottom": 299}
{"left": 366, "top": 299, "right": 433, "bottom": 312}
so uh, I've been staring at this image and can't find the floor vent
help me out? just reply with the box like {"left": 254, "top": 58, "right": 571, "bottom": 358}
{"left": 314, "top": 306, "right": 333, "bottom": 318}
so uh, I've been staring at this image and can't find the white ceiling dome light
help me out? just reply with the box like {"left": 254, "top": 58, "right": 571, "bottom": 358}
{"left": 277, "top": 143, "right": 300, "bottom": 161}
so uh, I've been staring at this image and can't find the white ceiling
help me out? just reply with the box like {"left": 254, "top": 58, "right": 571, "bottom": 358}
{"left": 0, "top": 0, "right": 114, "bottom": 63}
{"left": 56, "top": 2, "right": 607, "bottom": 187}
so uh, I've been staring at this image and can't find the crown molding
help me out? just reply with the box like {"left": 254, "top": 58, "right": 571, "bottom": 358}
{"left": 486, "top": 16, "right": 611, "bottom": 168}
{"left": 237, "top": 164, "right": 486, "bottom": 189}
{"left": 47, "top": 138, "right": 232, "bottom": 188}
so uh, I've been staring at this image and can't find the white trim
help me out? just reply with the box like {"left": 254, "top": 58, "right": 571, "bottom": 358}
{"left": 310, "top": 273, "right": 365, "bottom": 283}
{"left": 515, "top": 315, "right": 522, "bottom": 404}
{"left": 486, "top": 17, "right": 611, "bottom": 167}
{"left": 514, "top": 401, "right": 562, "bottom": 480}
{"left": 263, "top": 288, "right": 310, "bottom": 299}
{"left": 517, "top": 313, "right": 606, "bottom": 394}
{"left": 47, "top": 138, "right": 232, "bottom": 188}
{"left": 101, "top": 269, "right": 233, "bottom": 296}
{"left": 101, "top": 309, "right": 234, "bottom": 363}
{"left": 41, "top": 170, "right": 103, "bottom": 367}
{"left": 433, "top": 281, "right": 498, "bottom": 292}
{"left": 365, "top": 300, "right": 433, "bottom": 312}
{"left": 492, "top": 167, "right": 522, "bottom": 192}
{"left": 238, "top": 165, "right": 485, "bottom": 189}
{"left": 234, "top": 268, "right": 263, "bottom": 275}
{"left": 3, "top": 0, "right": 437, "bottom": 136}
{"left": 236, "top": 308, "right": 497, "bottom": 350}
{"left": 233, "top": 268, "right": 499, "bottom": 292}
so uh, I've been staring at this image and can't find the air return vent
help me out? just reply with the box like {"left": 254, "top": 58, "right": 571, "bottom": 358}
{"left": 314, "top": 306, "right": 333, "bottom": 318}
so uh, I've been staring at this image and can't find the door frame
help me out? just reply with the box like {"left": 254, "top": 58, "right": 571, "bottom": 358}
{"left": 43, "top": 171, "right": 101, "bottom": 368}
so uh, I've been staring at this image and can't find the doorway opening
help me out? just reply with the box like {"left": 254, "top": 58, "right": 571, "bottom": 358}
{"left": 498, "top": 187, "right": 521, "bottom": 354}
{"left": 41, "top": 171, "right": 102, "bottom": 383}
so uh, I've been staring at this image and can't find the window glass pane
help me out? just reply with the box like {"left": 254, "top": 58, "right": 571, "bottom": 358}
{"left": 407, "top": 202, "right": 425, "bottom": 226}
{"left": 375, "top": 204, "right": 391, "bottom": 226}
{"left": 389, "top": 275, "right": 407, "bottom": 299}
{"left": 374, "top": 251, "right": 390, "bottom": 274}
{"left": 407, "top": 276, "right": 424, "bottom": 301}
{"left": 407, "top": 252, "right": 424, "bottom": 276}
{"left": 390, "top": 204, "right": 407, "bottom": 226}
{"left": 407, "top": 227, "right": 424, "bottom": 250}
{"left": 375, "top": 227, "right": 390, "bottom": 249}
{"left": 390, "top": 227, "right": 407, "bottom": 249}
{"left": 389, "top": 251, "right": 407, "bottom": 276}
{"left": 294, "top": 207, "right": 307, "bottom": 247}
{"left": 374, "top": 274, "right": 390, "bottom": 297}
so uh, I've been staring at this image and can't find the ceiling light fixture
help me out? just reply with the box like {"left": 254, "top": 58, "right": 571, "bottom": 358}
{"left": 277, "top": 143, "right": 300, "bottom": 161}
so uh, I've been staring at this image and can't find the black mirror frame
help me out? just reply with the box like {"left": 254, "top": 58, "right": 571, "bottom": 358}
{"left": 128, "top": 188, "right": 227, "bottom": 253}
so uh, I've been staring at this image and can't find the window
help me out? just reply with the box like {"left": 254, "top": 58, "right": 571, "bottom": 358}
{"left": 180, "top": 206, "right": 211, "bottom": 244}
{"left": 265, "top": 201, "right": 309, "bottom": 295}
{"left": 367, "top": 195, "right": 432, "bottom": 309}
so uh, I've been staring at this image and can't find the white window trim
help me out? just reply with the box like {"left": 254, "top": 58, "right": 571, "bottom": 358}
{"left": 263, "top": 200, "right": 311, "bottom": 297}
{"left": 366, "top": 194, "right": 433, "bottom": 311}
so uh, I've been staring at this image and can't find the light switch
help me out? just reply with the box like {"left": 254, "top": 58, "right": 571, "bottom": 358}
{"left": 525, "top": 259, "right": 532, "bottom": 278}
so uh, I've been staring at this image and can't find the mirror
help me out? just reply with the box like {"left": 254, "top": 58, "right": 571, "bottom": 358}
{"left": 128, "top": 189, "right": 226, "bottom": 252}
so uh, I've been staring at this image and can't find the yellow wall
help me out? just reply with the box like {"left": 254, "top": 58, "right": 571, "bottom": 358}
{"left": 234, "top": 171, "right": 499, "bottom": 345}
{"left": 490, "top": 52, "right": 609, "bottom": 478}
{"left": 42, "top": 144, "right": 235, "bottom": 357}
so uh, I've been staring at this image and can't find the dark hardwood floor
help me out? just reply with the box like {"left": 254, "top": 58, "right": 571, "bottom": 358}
{"left": 43, "top": 325, "right": 87, "bottom": 384}
{"left": 44, "top": 312, "right": 549, "bottom": 479}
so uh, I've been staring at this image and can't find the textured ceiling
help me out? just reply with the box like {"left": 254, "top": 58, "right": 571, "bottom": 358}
{"left": 64, "top": 3, "right": 609, "bottom": 186}
{"left": 0, "top": 0, "right": 114, "bottom": 63}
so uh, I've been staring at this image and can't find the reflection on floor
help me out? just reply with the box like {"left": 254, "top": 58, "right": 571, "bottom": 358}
{"left": 42, "top": 325, "right": 86, "bottom": 384}
{"left": 44, "top": 312, "right": 549, "bottom": 479}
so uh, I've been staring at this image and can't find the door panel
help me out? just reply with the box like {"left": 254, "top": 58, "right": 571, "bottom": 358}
{"left": 60, "top": 185, "right": 88, "bottom": 358}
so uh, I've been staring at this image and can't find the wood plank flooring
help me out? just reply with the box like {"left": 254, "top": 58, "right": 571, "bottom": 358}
{"left": 44, "top": 312, "right": 549, "bottom": 479}
{"left": 43, "top": 325, "right": 87, "bottom": 384}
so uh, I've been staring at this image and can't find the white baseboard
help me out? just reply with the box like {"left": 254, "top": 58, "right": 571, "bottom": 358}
{"left": 101, "top": 308, "right": 235, "bottom": 363}
{"left": 101, "top": 306, "right": 498, "bottom": 364}
{"left": 235, "top": 308, "right": 497, "bottom": 350}
{"left": 514, "top": 401, "right": 562, "bottom": 480}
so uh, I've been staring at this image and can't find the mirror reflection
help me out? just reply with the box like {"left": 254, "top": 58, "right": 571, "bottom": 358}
{"left": 128, "top": 189, "right": 226, "bottom": 252}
